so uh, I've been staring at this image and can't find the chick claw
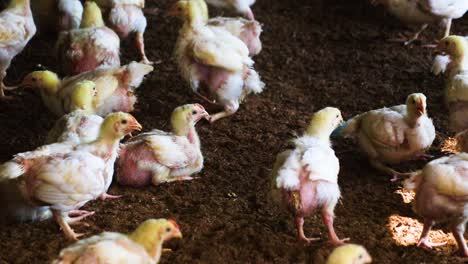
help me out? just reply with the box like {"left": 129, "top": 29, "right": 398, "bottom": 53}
{"left": 417, "top": 238, "right": 447, "bottom": 249}
{"left": 299, "top": 236, "right": 321, "bottom": 244}
{"left": 99, "top": 193, "right": 122, "bottom": 200}
{"left": 328, "top": 237, "right": 350, "bottom": 247}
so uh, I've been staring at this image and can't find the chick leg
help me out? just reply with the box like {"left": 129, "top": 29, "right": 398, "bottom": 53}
{"left": 244, "top": 8, "right": 255, "bottom": 20}
{"left": 443, "top": 19, "right": 452, "bottom": 38}
{"left": 417, "top": 219, "right": 447, "bottom": 249}
{"left": 136, "top": 32, "right": 152, "bottom": 65}
{"left": 295, "top": 217, "right": 320, "bottom": 243}
{"left": 0, "top": 70, "right": 16, "bottom": 100}
{"left": 452, "top": 222, "right": 468, "bottom": 257}
{"left": 53, "top": 210, "right": 86, "bottom": 241}
{"left": 369, "top": 159, "right": 411, "bottom": 181}
{"left": 322, "top": 210, "right": 349, "bottom": 246}
{"left": 99, "top": 193, "right": 122, "bottom": 200}
{"left": 388, "top": 24, "right": 428, "bottom": 46}
{"left": 209, "top": 101, "right": 239, "bottom": 123}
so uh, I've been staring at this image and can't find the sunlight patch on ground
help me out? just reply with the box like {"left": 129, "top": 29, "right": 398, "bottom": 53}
{"left": 395, "top": 188, "right": 415, "bottom": 204}
{"left": 441, "top": 137, "right": 460, "bottom": 154}
{"left": 387, "top": 215, "right": 454, "bottom": 247}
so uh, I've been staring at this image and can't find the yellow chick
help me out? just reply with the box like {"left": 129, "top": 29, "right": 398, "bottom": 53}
{"left": 56, "top": 1, "right": 120, "bottom": 75}
{"left": 0, "top": 0, "right": 36, "bottom": 99}
{"left": 436, "top": 36, "right": 468, "bottom": 132}
{"left": 326, "top": 244, "right": 372, "bottom": 264}
{"left": 117, "top": 104, "right": 210, "bottom": 187}
{"left": 53, "top": 219, "right": 182, "bottom": 263}
{"left": 170, "top": 0, "right": 264, "bottom": 122}
{"left": 46, "top": 80, "right": 104, "bottom": 145}
{"left": 20, "top": 61, "right": 153, "bottom": 116}
{"left": 0, "top": 112, "right": 142, "bottom": 240}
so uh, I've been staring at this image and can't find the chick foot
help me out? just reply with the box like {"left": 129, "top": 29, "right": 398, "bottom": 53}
{"left": 323, "top": 211, "right": 348, "bottom": 247}
{"left": 296, "top": 217, "right": 321, "bottom": 244}
{"left": 54, "top": 210, "right": 89, "bottom": 241}
{"left": 99, "top": 193, "right": 122, "bottom": 200}
{"left": 67, "top": 210, "right": 95, "bottom": 224}
{"left": 194, "top": 91, "right": 217, "bottom": 105}
{"left": 136, "top": 32, "right": 152, "bottom": 65}
{"left": 387, "top": 24, "right": 428, "bottom": 46}
{"left": 417, "top": 238, "right": 447, "bottom": 250}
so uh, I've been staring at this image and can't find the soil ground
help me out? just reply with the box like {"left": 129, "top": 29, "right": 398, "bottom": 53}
{"left": 0, "top": 0, "right": 467, "bottom": 263}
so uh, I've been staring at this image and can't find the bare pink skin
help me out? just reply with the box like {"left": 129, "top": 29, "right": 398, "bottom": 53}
{"left": 413, "top": 182, "right": 468, "bottom": 256}
{"left": 117, "top": 143, "right": 155, "bottom": 187}
{"left": 283, "top": 168, "right": 346, "bottom": 246}
{"left": 239, "top": 23, "right": 262, "bottom": 56}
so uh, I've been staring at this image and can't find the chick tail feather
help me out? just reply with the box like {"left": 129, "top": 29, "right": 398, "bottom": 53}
{"left": 403, "top": 170, "right": 423, "bottom": 191}
{"left": 0, "top": 181, "right": 52, "bottom": 224}
{"left": 244, "top": 68, "right": 265, "bottom": 94}
{"left": 0, "top": 161, "right": 26, "bottom": 182}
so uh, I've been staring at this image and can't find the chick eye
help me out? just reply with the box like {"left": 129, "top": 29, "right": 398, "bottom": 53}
{"left": 121, "top": 119, "right": 127, "bottom": 124}
{"left": 358, "top": 254, "right": 363, "bottom": 259}
{"left": 412, "top": 99, "right": 416, "bottom": 104}
{"left": 166, "top": 227, "right": 171, "bottom": 232}
{"left": 192, "top": 110, "right": 197, "bottom": 115}
{"left": 336, "top": 115, "right": 339, "bottom": 118}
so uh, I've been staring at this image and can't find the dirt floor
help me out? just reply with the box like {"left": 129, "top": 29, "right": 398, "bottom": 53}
{"left": 1, "top": 0, "right": 468, "bottom": 263}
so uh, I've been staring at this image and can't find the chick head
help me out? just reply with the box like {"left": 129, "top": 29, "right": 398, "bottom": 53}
{"left": 130, "top": 218, "right": 183, "bottom": 259}
{"left": 326, "top": 244, "right": 372, "bottom": 264}
{"left": 71, "top": 80, "right": 96, "bottom": 112}
{"left": 168, "top": 0, "right": 207, "bottom": 23}
{"left": 406, "top": 93, "right": 427, "bottom": 117}
{"left": 20, "top": 71, "right": 61, "bottom": 95}
{"left": 306, "top": 107, "right": 343, "bottom": 139}
{"left": 171, "top": 104, "right": 210, "bottom": 136}
{"left": 437, "top": 36, "right": 468, "bottom": 59}
{"left": 99, "top": 112, "right": 142, "bottom": 141}
{"left": 80, "top": 1, "right": 105, "bottom": 28}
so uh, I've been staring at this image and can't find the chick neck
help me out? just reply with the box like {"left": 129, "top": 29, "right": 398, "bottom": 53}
{"left": 405, "top": 107, "right": 423, "bottom": 128}
{"left": 305, "top": 122, "right": 333, "bottom": 143}
{"left": 172, "top": 119, "right": 200, "bottom": 147}
{"left": 129, "top": 227, "right": 165, "bottom": 263}
{"left": 88, "top": 125, "right": 124, "bottom": 159}
{"left": 80, "top": 4, "right": 105, "bottom": 28}
{"left": 449, "top": 44, "right": 468, "bottom": 76}
{"left": 182, "top": 2, "right": 208, "bottom": 29}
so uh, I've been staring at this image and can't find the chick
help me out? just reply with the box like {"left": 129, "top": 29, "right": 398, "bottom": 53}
{"left": 338, "top": 93, "right": 435, "bottom": 180}
{"left": 326, "top": 244, "right": 372, "bottom": 264}
{"left": 118, "top": 104, "right": 210, "bottom": 187}
{"left": 53, "top": 219, "right": 182, "bottom": 263}
{"left": 32, "top": 0, "right": 83, "bottom": 34}
{"left": 56, "top": 1, "right": 120, "bottom": 75}
{"left": 271, "top": 107, "right": 347, "bottom": 245}
{"left": 436, "top": 36, "right": 468, "bottom": 132}
{"left": 0, "top": 0, "right": 36, "bottom": 99}
{"left": 372, "top": 0, "right": 468, "bottom": 45}
{"left": 207, "top": 16, "right": 262, "bottom": 57}
{"left": 0, "top": 112, "right": 142, "bottom": 240}
{"left": 95, "top": 0, "right": 151, "bottom": 64}
{"left": 205, "top": 0, "right": 256, "bottom": 20}
{"left": 403, "top": 153, "right": 468, "bottom": 256}
{"left": 171, "top": 0, "right": 264, "bottom": 122}
{"left": 46, "top": 80, "right": 104, "bottom": 145}
{"left": 20, "top": 61, "right": 153, "bottom": 116}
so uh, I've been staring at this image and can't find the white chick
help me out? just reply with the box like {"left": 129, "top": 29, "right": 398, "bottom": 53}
{"left": 339, "top": 93, "right": 435, "bottom": 180}
{"left": 404, "top": 153, "right": 468, "bottom": 256}
{"left": 272, "top": 107, "right": 347, "bottom": 246}
{"left": 205, "top": 0, "right": 256, "bottom": 20}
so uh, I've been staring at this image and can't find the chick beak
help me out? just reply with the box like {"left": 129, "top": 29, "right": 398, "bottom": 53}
{"left": 434, "top": 43, "right": 446, "bottom": 55}
{"left": 18, "top": 78, "right": 34, "bottom": 89}
{"left": 173, "top": 229, "right": 183, "bottom": 239}
{"left": 416, "top": 99, "right": 425, "bottom": 116}
{"left": 127, "top": 119, "right": 143, "bottom": 134}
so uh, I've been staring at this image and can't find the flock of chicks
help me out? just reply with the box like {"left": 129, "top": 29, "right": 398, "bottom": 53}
{"left": 2, "top": 0, "right": 468, "bottom": 263}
